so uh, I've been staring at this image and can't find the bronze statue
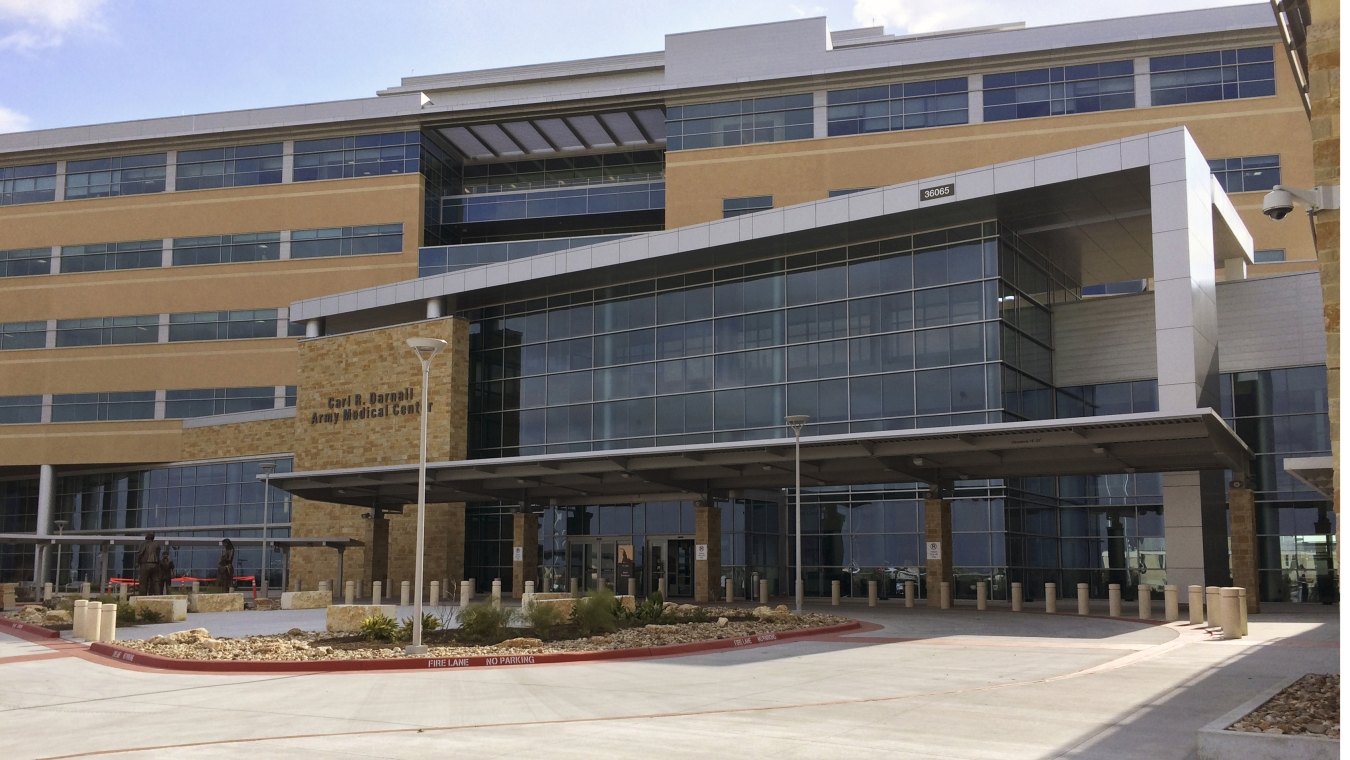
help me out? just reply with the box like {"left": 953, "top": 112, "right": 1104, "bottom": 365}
{"left": 217, "top": 538, "right": 235, "bottom": 591}
{"left": 158, "top": 552, "right": 175, "bottom": 595}
{"left": 135, "top": 533, "right": 159, "bottom": 596}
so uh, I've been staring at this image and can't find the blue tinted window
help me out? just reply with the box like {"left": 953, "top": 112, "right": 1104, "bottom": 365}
{"left": 293, "top": 132, "right": 420, "bottom": 181}
{"left": 667, "top": 94, "right": 814, "bottom": 151}
{"left": 1151, "top": 46, "right": 1275, "bottom": 105}
{"left": 65, "top": 154, "right": 166, "bottom": 199}
{"left": 984, "top": 62, "right": 1134, "bottom": 122}
{"left": 0, "top": 321, "right": 46, "bottom": 350}
{"left": 828, "top": 78, "right": 968, "bottom": 136}
{"left": 177, "top": 143, "right": 282, "bottom": 190}
{"left": 0, "top": 247, "right": 51, "bottom": 277}
{"left": 0, "top": 163, "right": 57, "bottom": 205}
{"left": 1209, "top": 155, "right": 1280, "bottom": 192}
{"left": 722, "top": 196, "right": 772, "bottom": 218}
{"left": 291, "top": 224, "right": 402, "bottom": 258}
{"left": 60, "top": 240, "right": 162, "bottom": 273}
{"left": 172, "top": 232, "right": 281, "bottom": 266}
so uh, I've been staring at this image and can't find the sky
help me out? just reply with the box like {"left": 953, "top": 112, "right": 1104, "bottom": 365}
{"left": 1, "top": 0, "right": 1262, "bottom": 134}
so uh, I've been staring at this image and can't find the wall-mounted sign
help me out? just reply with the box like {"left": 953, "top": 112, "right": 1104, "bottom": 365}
{"left": 308, "top": 387, "right": 431, "bottom": 425}
{"left": 926, "top": 541, "right": 942, "bottom": 560}
{"left": 695, "top": 544, "right": 708, "bottom": 561}
{"left": 919, "top": 182, "right": 954, "bottom": 202}
{"left": 512, "top": 546, "right": 524, "bottom": 562}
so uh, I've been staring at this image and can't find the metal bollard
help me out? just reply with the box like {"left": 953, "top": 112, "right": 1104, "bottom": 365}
{"left": 1220, "top": 587, "right": 1241, "bottom": 639}
{"left": 1238, "top": 587, "right": 1249, "bottom": 636}
{"left": 1045, "top": 583, "right": 1057, "bottom": 613}
{"left": 1164, "top": 585, "right": 1179, "bottom": 622}
{"left": 904, "top": 581, "right": 915, "bottom": 608}
{"left": 868, "top": 580, "right": 878, "bottom": 607}
{"left": 491, "top": 579, "right": 502, "bottom": 609}
{"left": 1108, "top": 584, "right": 1122, "bottom": 617}
{"left": 1138, "top": 585, "right": 1152, "bottom": 620}
{"left": 939, "top": 581, "right": 951, "bottom": 609}
{"left": 400, "top": 580, "right": 411, "bottom": 607}
{"left": 1011, "top": 582, "right": 1022, "bottom": 612}
{"left": 977, "top": 581, "right": 987, "bottom": 611}
{"left": 629, "top": 578, "right": 638, "bottom": 599}
{"left": 372, "top": 581, "right": 382, "bottom": 605}
{"left": 724, "top": 577, "right": 733, "bottom": 604}
{"left": 759, "top": 579, "right": 769, "bottom": 605}
{"left": 73, "top": 599, "right": 87, "bottom": 639}
{"left": 1188, "top": 585, "right": 1204, "bottom": 625}
{"left": 460, "top": 580, "right": 473, "bottom": 607}
{"left": 1077, "top": 583, "right": 1090, "bottom": 615}
{"left": 429, "top": 580, "right": 440, "bottom": 607}
{"left": 831, "top": 580, "right": 841, "bottom": 606}
{"left": 344, "top": 580, "right": 355, "bottom": 605}
{"left": 1206, "top": 586, "right": 1221, "bottom": 627}
{"left": 86, "top": 601, "right": 102, "bottom": 642}
{"left": 99, "top": 604, "right": 117, "bottom": 643}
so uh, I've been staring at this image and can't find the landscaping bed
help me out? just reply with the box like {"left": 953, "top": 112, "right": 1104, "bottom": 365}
{"left": 1227, "top": 673, "right": 1339, "bottom": 738}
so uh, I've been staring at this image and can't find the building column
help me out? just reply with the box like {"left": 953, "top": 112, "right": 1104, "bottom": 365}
{"left": 32, "top": 464, "right": 54, "bottom": 585}
{"left": 693, "top": 500, "right": 721, "bottom": 604}
{"left": 923, "top": 493, "right": 952, "bottom": 601}
{"left": 1150, "top": 129, "right": 1230, "bottom": 590}
{"left": 511, "top": 511, "right": 539, "bottom": 599}
{"left": 1228, "top": 484, "right": 1260, "bottom": 613}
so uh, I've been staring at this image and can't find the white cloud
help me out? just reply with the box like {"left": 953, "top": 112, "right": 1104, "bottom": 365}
{"left": 0, "top": 0, "right": 105, "bottom": 52}
{"left": 0, "top": 105, "right": 32, "bottom": 133}
{"left": 851, "top": 0, "right": 1254, "bottom": 35}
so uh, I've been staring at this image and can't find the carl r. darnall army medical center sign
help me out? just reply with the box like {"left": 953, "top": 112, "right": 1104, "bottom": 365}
{"left": 309, "top": 386, "right": 432, "bottom": 426}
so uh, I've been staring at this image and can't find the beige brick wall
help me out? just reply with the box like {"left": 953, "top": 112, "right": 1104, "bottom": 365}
{"left": 289, "top": 317, "right": 470, "bottom": 588}
{"left": 180, "top": 416, "right": 294, "bottom": 461}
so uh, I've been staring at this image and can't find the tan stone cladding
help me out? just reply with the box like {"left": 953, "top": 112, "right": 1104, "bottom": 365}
{"left": 290, "top": 318, "right": 469, "bottom": 590}
{"left": 180, "top": 416, "right": 294, "bottom": 461}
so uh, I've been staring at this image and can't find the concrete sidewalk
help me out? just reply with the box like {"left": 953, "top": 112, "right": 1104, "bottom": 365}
{"left": 1, "top": 601, "right": 1337, "bottom": 759}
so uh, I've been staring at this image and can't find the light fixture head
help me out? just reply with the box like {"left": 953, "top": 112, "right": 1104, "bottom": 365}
{"left": 785, "top": 414, "right": 810, "bottom": 432}
{"left": 258, "top": 461, "right": 277, "bottom": 474}
{"left": 407, "top": 336, "right": 448, "bottom": 360}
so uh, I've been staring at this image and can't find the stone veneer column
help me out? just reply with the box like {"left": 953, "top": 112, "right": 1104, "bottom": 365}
{"left": 1228, "top": 485, "right": 1260, "bottom": 614}
{"left": 923, "top": 495, "right": 952, "bottom": 602}
{"left": 511, "top": 511, "right": 539, "bottom": 599}
{"left": 1150, "top": 129, "right": 1229, "bottom": 591}
{"left": 693, "top": 501, "right": 721, "bottom": 604}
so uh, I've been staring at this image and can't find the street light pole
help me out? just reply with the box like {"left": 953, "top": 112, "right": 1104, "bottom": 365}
{"left": 407, "top": 336, "right": 447, "bottom": 655}
{"left": 259, "top": 461, "right": 276, "bottom": 598}
{"left": 785, "top": 415, "right": 809, "bottom": 614}
{"left": 53, "top": 519, "right": 67, "bottom": 592}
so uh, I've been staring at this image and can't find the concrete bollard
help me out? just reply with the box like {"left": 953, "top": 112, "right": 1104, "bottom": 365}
{"left": 724, "top": 578, "right": 733, "bottom": 604}
{"left": 117, "top": 583, "right": 128, "bottom": 603}
{"left": 657, "top": 576, "right": 666, "bottom": 599}
{"left": 939, "top": 581, "right": 951, "bottom": 609}
{"left": 1164, "top": 585, "right": 1179, "bottom": 622}
{"left": 344, "top": 580, "right": 355, "bottom": 605}
{"left": 1220, "top": 587, "right": 1241, "bottom": 639}
{"left": 571, "top": 578, "right": 581, "bottom": 596}
{"left": 429, "top": 580, "right": 440, "bottom": 607}
{"left": 191, "top": 581, "right": 200, "bottom": 595}
{"left": 597, "top": 577, "right": 606, "bottom": 593}
{"left": 1138, "top": 585, "right": 1152, "bottom": 620}
{"left": 868, "top": 580, "right": 878, "bottom": 607}
{"left": 1108, "top": 584, "right": 1122, "bottom": 617}
{"left": 460, "top": 580, "right": 473, "bottom": 607}
{"left": 755, "top": 578, "right": 767, "bottom": 605}
{"left": 904, "top": 581, "right": 915, "bottom": 608}
{"left": 73, "top": 599, "right": 88, "bottom": 639}
{"left": 1077, "top": 583, "right": 1090, "bottom": 615}
{"left": 1188, "top": 585, "right": 1204, "bottom": 625}
{"left": 831, "top": 580, "right": 841, "bottom": 606}
{"left": 977, "top": 581, "right": 988, "bottom": 611}
{"left": 1205, "top": 586, "right": 1221, "bottom": 627}
{"left": 1011, "top": 582, "right": 1022, "bottom": 612}
{"left": 1045, "top": 583, "right": 1057, "bottom": 613}
{"left": 372, "top": 581, "right": 382, "bottom": 605}
{"left": 99, "top": 604, "right": 116, "bottom": 643}
{"left": 1238, "top": 587, "right": 1249, "bottom": 636}
{"left": 400, "top": 581, "right": 411, "bottom": 607}
{"left": 629, "top": 578, "right": 638, "bottom": 599}
{"left": 42, "top": 582, "right": 53, "bottom": 601}
{"left": 491, "top": 579, "right": 502, "bottom": 609}
{"left": 80, "top": 581, "right": 91, "bottom": 598}
{"left": 86, "top": 601, "right": 102, "bottom": 642}
{"left": 523, "top": 581, "right": 535, "bottom": 611}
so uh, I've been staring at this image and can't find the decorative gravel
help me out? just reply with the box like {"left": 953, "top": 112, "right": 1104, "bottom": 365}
{"left": 109, "top": 607, "right": 851, "bottom": 662}
{"left": 1227, "top": 673, "right": 1339, "bottom": 738}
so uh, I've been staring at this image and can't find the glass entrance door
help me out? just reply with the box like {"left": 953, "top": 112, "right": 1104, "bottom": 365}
{"left": 647, "top": 537, "right": 694, "bottom": 598}
{"left": 567, "top": 538, "right": 617, "bottom": 592}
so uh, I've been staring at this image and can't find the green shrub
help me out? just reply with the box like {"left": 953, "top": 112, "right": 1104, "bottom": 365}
{"left": 524, "top": 602, "right": 565, "bottom": 640}
{"left": 457, "top": 602, "right": 513, "bottom": 643}
{"left": 627, "top": 591, "right": 665, "bottom": 624}
{"left": 135, "top": 607, "right": 165, "bottom": 624}
{"left": 572, "top": 589, "right": 619, "bottom": 636}
{"left": 397, "top": 612, "right": 441, "bottom": 641}
{"left": 359, "top": 613, "right": 399, "bottom": 642}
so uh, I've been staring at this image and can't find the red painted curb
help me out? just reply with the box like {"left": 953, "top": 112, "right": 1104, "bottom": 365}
{"left": 86, "top": 620, "right": 862, "bottom": 673}
{"left": 0, "top": 616, "right": 62, "bottom": 640}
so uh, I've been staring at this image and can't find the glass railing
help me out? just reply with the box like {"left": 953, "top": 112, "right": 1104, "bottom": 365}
{"left": 419, "top": 234, "right": 636, "bottom": 277}
{"left": 442, "top": 180, "right": 665, "bottom": 224}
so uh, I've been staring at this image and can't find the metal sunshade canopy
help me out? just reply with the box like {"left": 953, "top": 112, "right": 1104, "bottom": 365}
{"left": 268, "top": 410, "right": 1251, "bottom": 508}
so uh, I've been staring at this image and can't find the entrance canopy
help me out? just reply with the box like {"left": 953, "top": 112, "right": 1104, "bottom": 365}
{"left": 270, "top": 409, "right": 1250, "bottom": 508}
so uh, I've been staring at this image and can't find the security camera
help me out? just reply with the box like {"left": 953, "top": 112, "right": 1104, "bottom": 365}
{"left": 1262, "top": 188, "right": 1294, "bottom": 220}
{"left": 1262, "top": 184, "right": 1340, "bottom": 221}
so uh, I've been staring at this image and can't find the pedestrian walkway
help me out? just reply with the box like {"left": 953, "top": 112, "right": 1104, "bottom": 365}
{"left": 0, "top": 601, "right": 1337, "bottom": 759}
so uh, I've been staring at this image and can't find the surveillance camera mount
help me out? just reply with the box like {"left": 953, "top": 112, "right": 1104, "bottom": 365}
{"left": 1272, "top": 184, "right": 1340, "bottom": 213}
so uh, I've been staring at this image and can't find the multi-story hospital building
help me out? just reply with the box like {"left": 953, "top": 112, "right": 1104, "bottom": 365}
{"left": 0, "top": 4, "right": 1336, "bottom": 607}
